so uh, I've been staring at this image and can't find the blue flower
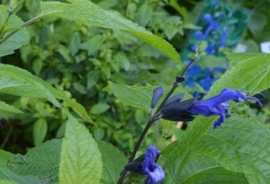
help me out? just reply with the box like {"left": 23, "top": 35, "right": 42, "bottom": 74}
{"left": 141, "top": 146, "right": 165, "bottom": 184}
{"left": 124, "top": 146, "right": 165, "bottom": 184}
{"left": 151, "top": 87, "right": 164, "bottom": 109}
{"left": 161, "top": 88, "right": 262, "bottom": 128}
{"left": 194, "top": 14, "right": 219, "bottom": 40}
{"left": 203, "top": 14, "right": 219, "bottom": 37}
{"left": 187, "top": 88, "right": 262, "bottom": 128}
{"left": 0, "top": 120, "right": 2, "bottom": 127}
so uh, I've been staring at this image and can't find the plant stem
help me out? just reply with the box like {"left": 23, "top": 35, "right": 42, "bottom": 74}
{"left": 117, "top": 47, "right": 200, "bottom": 184}
{"left": 0, "top": 15, "right": 43, "bottom": 44}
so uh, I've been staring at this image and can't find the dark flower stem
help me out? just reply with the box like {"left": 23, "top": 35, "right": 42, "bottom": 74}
{"left": 117, "top": 46, "right": 200, "bottom": 184}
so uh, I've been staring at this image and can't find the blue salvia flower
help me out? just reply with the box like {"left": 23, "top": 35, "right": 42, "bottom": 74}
{"left": 0, "top": 120, "right": 2, "bottom": 127}
{"left": 141, "top": 146, "right": 164, "bottom": 184}
{"left": 124, "top": 146, "right": 165, "bottom": 184}
{"left": 203, "top": 14, "right": 219, "bottom": 37}
{"left": 187, "top": 88, "right": 262, "bottom": 128}
{"left": 161, "top": 88, "right": 262, "bottom": 128}
{"left": 194, "top": 14, "right": 219, "bottom": 40}
{"left": 151, "top": 87, "right": 164, "bottom": 109}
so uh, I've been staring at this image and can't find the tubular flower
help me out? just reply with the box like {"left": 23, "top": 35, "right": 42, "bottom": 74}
{"left": 187, "top": 88, "right": 262, "bottom": 128}
{"left": 124, "top": 146, "right": 165, "bottom": 184}
{"left": 161, "top": 88, "right": 262, "bottom": 128}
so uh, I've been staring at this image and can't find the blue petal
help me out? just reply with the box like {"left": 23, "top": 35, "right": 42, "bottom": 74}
{"left": 151, "top": 87, "right": 165, "bottom": 108}
{"left": 148, "top": 165, "right": 165, "bottom": 184}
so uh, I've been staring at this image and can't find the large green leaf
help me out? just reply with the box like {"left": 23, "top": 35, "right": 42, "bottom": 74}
{"left": 109, "top": 82, "right": 151, "bottom": 111}
{"left": 0, "top": 64, "right": 63, "bottom": 108}
{"left": 209, "top": 53, "right": 270, "bottom": 96}
{"left": 172, "top": 151, "right": 248, "bottom": 184}
{"left": 0, "top": 166, "right": 42, "bottom": 184}
{"left": 39, "top": 0, "right": 181, "bottom": 63}
{"left": 194, "top": 116, "right": 270, "bottom": 184}
{"left": 0, "top": 100, "right": 23, "bottom": 114}
{"left": 163, "top": 116, "right": 216, "bottom": 183}
{"left": 0, "top": 74, "right": 95, "bottom": 124}
{"left": 0, "top": 150, "right": 13, "bottom": 165}
{"left": 0, "top": 150, "right": 42, "bottom": 184}
{"left": 0, "top": 5, "right": 30, "bottom": 57}
{"left": 7, "top": 139, "right": 61, "bottom": 180}
{"left": 98, "top": 141, "right": 127, "bottom": 184}
{"left": 59, "top": 114, "right": 102, "bottom": 184}
{"left": 65, "top": 99, "right": 95, "bottom": 125}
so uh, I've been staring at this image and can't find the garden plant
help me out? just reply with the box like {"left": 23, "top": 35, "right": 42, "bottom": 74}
{"left": 0, "top": 0, "right": 270, "bottom": 184}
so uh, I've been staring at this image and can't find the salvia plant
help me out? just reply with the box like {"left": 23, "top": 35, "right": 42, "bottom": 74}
{"left": 0, "top": 0, "right": 270, "bottom": 184}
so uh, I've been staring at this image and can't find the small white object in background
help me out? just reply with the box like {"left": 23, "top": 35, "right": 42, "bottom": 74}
{"left": 234, "top": 43, "right": 247, "bottom": 53}
{"left": 260, "top": 41, "right": 270, "bottom": 53}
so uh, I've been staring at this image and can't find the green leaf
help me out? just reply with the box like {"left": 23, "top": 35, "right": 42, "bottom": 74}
{"left": 179, "top": 167, "right": 248, "bottom": 184}
{"left": 98, "top": 141, "right": 127, "bottom": 184}
{"left": 0, "top": 6, "right": 30, "bottom": 57}
{"left": 32, "top": 58, "right": 43, "bottom": 75}
{"left": 0, "top": 150, "right": 14, "bottom": 165}
{"left": 90, "top": 103, "right": 110, "bottom": 114}
{"left": 65, "top": 99, "right": 95, "bottom": 125}
{"left": 163, "top": 116, "right": 216, "bottom": 183}
{"left": 135, "top": 3, "right": 153, "bottom": 27}
{"left": 173, "top": 151, "right": 248, "bottom": 184}
{"left": 0, "top": 180, "right": 17, "bottom": 184}
{"left": 33, "top": 118, "right": 48, "bottom": 146}
{"left": 193, "top": 116, "right": 270, "bottom": 184}
{"left": 59, "top": 114, "right": 102, "bottom": 184}
{"left": 7, "top": 139, "right": 61, "bottom": 180}
{"left": 248, "top": 11, "right": 267, "bottom": 35}
{"left": 109, "top": 82, "right": 151, "bottom": 111}
{"left": 87, "top": 70, "right": 100, "bottom": 89}
{"left": 73, "top": 82, "right": 87, "bottom": 94}
{"left": 208, "top": 53, "right": 270, "bottom": 97}
{"left": 0, "top": 149, "right": 42, "bottom": 184}
{"left": 0, "top": 100, "right": 23, "bottom": 114}
{"left": 0, "top": 64, "right": 63, "bottom": 108}
{"left": 0, "top": 166, "right": 42, "bottom": 184}
{"left": 109, "top": 82, "right": 190, "bottom": 111}
{"left": 40, "top": 1, "right": 181, "bottom": 63}
{"left": 226, "top": 52, "right": 262, "bottom": 66}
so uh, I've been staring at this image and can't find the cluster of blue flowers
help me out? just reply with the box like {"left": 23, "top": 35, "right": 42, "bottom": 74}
{"left": 185, "top": 12, "right": 228, "bottom": 94}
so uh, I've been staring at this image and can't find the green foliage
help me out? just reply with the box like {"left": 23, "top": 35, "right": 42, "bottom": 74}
{"left": 162, "top": 52, "right": 270, "bottom": 183}
{"left": 40, "top": 0, "right": 181, "bottom": 63}
{"left": 0, "top": 0, "right": 270, "bottom": 183}
{"left": 0, "top": 64, "right": 63, "bottom": 108}
{"left": 7, "top": 139, "right": 61, "bottom": 181}
{"left": 98, "top": 141, "right": 127, "bottom": 184}
{"left": 194, "top": 116, "right": 270, "bottom": 184}
{"left": 33, "top": 118, "right": 48, "bottom": 146}
{"left": 59, "top": 114, "right": 102, "bottom": 184}
{"left": 209, "top": 53, "right": 270, "bottom": 96}
{"left": 0, "top": 5, "right": 30, "bottom": 57}
{"left": 0, "top": 100, "right": 22, "bottom": 114}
